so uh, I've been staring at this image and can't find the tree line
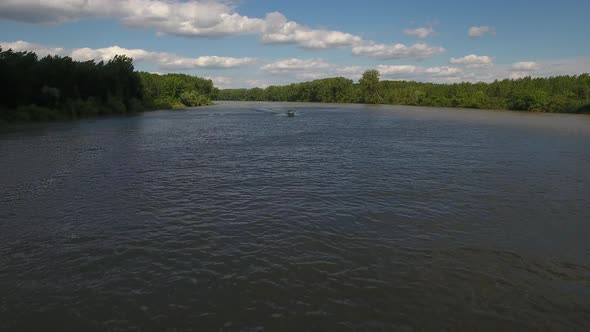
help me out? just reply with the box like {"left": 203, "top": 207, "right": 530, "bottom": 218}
{"left": 140, "top": 72, "right": 216, "bottom": 110}
{"left": 0, "top": 46, "right": 215, "bottom": 123}
{"left": 217, "top": 70, "right": 590, "bottom": 113}
{"left": 2, "top": 44, "right": 589, "bottom": 123}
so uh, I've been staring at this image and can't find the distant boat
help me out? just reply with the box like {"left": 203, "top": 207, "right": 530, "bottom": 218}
{"left": 287, "top": 110, "right": 295, "bottom": 117}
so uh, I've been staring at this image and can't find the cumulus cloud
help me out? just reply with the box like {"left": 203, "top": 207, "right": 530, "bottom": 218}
{"left": 260, "top": 58, "right": 357, "bottom": 81}
{"left": 404, "top": 27, "right": 435, "bottom": 39}
{"left": 461, "top": 57, "right": 589, "bottom": 82}
{"left": 376, "top": 65, "right": 419, "bottom": 76}
{"left": 206, "top": 76, "right": 234, "bottom": 89}
{"left": 0, "top": 0, "right": 232, "bottom": 29}
{"left": 334, "top": 66, "right": 366, "bottom": 78}
{"left": 450, "top": 54, "right": 494, "bottom": 68}
{"left": 424, "top": 66, "right": 463, "bottom": 77}
{"left": 207, "top": 76, "right": 270, "bottom": 89}
{"left": 261, "top": 58, "right": 354, "bottom": 80}
{"left": 259, "top": 60, "right": 464, "bottom": 84}
{"left": 352, "top": 42, "right": 446, "bottom": 60}
{"left": 260, "top": 56, "right": 590, "bottom": 86}
{"left": 206, "top": 76, "right": 269, "bottom": 89}
{"left": 468, "top": 26, "right": 496, "bottom": 38}
{"left": 0, "top": 41, "right": 255, "bottom": 69}
{"left": 0, "top": 0, "right": 108, "bottom": 23}
{"left": 508, "top": 62, "right": 539, "bottom": 79}
{"left": 259, "top": 12, "right": 363, "bottom": 49}
{"left": 511, "top": 61, "right": 540, "bottom": 71}
{"left": 261, "top": 58, "right": 332, "bottom": 73}
{"left": 70, "top": 46, "right": 256, "bottom": 69}
{"left": 0, "top": 0, "right": 446, "bottom": 59}
{"left": 377, "top": 65, "right": 462, "bottom": 80}
{"left": 0, "top": 40, "right": 66, "bottom": 56}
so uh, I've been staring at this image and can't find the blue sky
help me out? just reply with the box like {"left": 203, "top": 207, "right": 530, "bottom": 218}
{"left": 1, "top": 0, "right": 589, "bottom": 88}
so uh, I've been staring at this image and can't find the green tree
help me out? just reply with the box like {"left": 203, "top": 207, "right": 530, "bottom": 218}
{"left": 0, "top": 44, "right": 218, "bottom": 122}
{"left": 359, "top": 70, "right": 382, "bottom": 104}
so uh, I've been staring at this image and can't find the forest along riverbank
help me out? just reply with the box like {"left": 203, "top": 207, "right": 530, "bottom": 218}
{"left": 0, "top": 47, "right": 216, "bottom": 123}
{"left": 2, "top": 45, "right": 589, "bottom": 126}
{"left": 216, "top": 70, "right": 590, "bottom": 113}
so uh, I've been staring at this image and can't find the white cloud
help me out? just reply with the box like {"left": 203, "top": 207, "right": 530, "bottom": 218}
{"left": 0, "top": 40, "right": 66, "bottom": 57}
{"left": 1, "top": 41, "right": 255, "bottom": 69}
{"left": 270, "top": 63, "right": 458, "bottom": 84}
{"left": 260, "top": 58, "right": 362, "bottom": 82}
{"left": 511, "top": 61, "right": 540, "bottom": 71}
{"left": 376, "top": 65, "right": 419, "bottom": 76}
{"left": 450, "top": 54, "right": 494, "bottom": 68}
{"left": 424, "top": 66, "right": 463, "bottom": 77}
{"left": 0, "top": 0, "right": 445, "bottom": 59}
{"left": 468, "top": 26, "right": 496, "bottom": 38}
{"left": 404, "top": 27, "right": 435, "bottom": 39}
{"left": 538, "top": 57, "right": 590, "bottom": 76}
{"left": 261, "top": 59, "right": 458, "bottom": 83}
{"left": 0, "top": 0, "right": 108, "bottom": 23}
{"left": 294, "top": 72, "right": 333, "bottom": 80}
{"left": 334, "top": 66, "right": 366, "bottom": 78}
{"left": 259, "top": 12, "right": 363, "bottom": 49}
{"left": 0, "top": 0, "right": 233, "bottom": 30}
{"left": 70, "top": 46, "right": 256, "bottom": 69}
{"left": 259, "top": 57, "right": 590, "bottom": 86}
{"left": 508, "top": 72, "right": 530, "bottom": 80}
{"left": 206, "top": 76, "right": 233, "bottom": 88}
{"left": 161, "top": 55, "right": 256, "bottom": 69}
{"left": 208, "top": 76, "right": 269, "bottom": 89}
{"left": 206, "top": 76, "right": 270, "bottom": 89}
{"left": 508, "top": 61, "right": 539, "bottom": 79}
{"left": 377, "top": 65, "right": 462, "bottom": 80}
{"left": 453, "top": 57, "right": 590, "bottom": 82}
{"left": 7, "top": 40, "right": 588, "bottom": 89}
{"left": 352, "top": 42, "right": 446, "bottom": 60}
{"left": 70, "top": 46, "right": 151, "bottom": 62}
{"left": 261, "top": 58, "right": 332, "bottom": 73}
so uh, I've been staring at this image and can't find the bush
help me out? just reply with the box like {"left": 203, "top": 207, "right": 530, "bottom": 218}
{"left": 180, "top": 90, "right": 212, "bottom": 107}
{"left": 61, "top": 98, "right": 101, "bottom": 118}
{"left": 106, "top": 96, "right": 127, "bottom": 114}
{"left": 126, "top": 98, "right": 144, "bottom": 113}
{"left": 15, "top": 104, "right": 56, "bottom": 122}
{"left": 576, "top": 103, "right": 590, "bottom": 113}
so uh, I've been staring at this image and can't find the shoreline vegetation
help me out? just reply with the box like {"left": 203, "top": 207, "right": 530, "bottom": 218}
{"left": 1, "top": 46, "right": 589, "bottom": 124}
{"left": 217, "top": 70, "right": 590, "bottom": 114}
{"left": 0, "top": 47, "right": 216, "bottom": 124}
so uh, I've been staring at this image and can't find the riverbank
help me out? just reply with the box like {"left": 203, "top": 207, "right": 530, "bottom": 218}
{"left": 0, "top": 99, "right": 214, "bottom": 124}
{"left": 217, "top": 71, "right": 590, "bottom": 114}
{"left": 0, "top": 47, "right": 216, "bottom": 124}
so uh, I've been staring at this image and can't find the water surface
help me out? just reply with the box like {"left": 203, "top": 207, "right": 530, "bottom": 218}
{"left": 1, "top": 102, "right": 590, "bottom": 331}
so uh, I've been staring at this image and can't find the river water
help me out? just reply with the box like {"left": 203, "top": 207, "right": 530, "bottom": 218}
{"left": 1, "top": 101, "right": 590, "bottom": 331}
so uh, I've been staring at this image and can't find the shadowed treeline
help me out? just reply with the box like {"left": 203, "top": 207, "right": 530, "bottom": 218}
{"left": 217, "top": 70, "right": 590, "bottom": 113}
{"left": 0, "top": 47, "right": 215, "bottom": 123}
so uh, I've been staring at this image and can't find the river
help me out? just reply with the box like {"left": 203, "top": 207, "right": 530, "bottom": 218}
{"left": 1, "top": 101, "right": 590, "bottom": 331}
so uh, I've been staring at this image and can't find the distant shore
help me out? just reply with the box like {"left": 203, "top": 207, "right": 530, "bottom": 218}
{"left": 216, "top": 71, "right": 590, "bottom": 114}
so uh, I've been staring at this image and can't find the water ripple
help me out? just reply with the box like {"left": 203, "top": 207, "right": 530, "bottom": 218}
{"left": 1, "top": 102, "right": 590, "bottom": 331}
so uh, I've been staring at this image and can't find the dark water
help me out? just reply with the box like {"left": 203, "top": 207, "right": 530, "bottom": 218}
{"left": 1, "top": 102, "right": 590, "bottom": 331}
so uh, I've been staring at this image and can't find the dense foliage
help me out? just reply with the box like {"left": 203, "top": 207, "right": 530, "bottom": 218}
{"left": 139, "top": 72, "right": 216, "bottom": 110}
{"left": 0, "top": 47, "right": 144, "bottom": 122}
{"left": 0, "top": 46, "right": 215, "bottom": 123}
{"left": 217, "top": 70, "right": 590, "bottom": 113}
